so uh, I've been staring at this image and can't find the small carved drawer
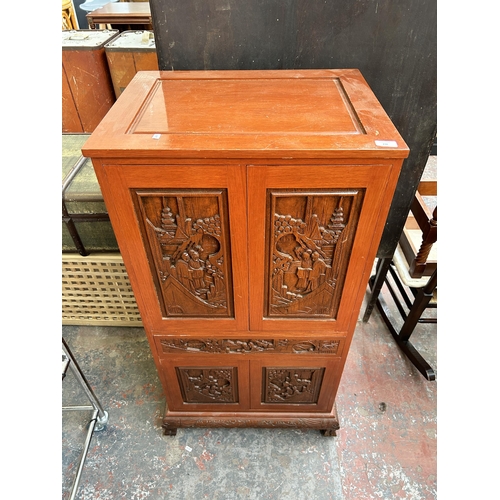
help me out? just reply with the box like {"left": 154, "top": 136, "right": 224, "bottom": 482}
{"left": 154, "top": 336, "right": 346, "bottom": 359}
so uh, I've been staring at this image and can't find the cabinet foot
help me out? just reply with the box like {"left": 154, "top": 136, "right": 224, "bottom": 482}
{"left": 162, "top": 425, "right": 178, "bottom": 436}
{"left": 320, "top": 428, "right": 338, "bottom": 437}
{"left": 162, "top": 403, "right": 340, "bottom": 434}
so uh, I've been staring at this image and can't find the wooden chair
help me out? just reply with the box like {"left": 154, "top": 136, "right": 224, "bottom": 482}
{"left": 400, "top": 181, "right": 437, "bottom": 279}
{"left": 370, "top": 180, "right": 437, "bottom": 380}
{"left": 62, "top": 0, "right": 78, "bottom": 30}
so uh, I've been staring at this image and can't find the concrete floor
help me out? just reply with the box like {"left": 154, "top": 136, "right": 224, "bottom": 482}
{"left": 62, "top": 285, "right": 437, "bottom": 500}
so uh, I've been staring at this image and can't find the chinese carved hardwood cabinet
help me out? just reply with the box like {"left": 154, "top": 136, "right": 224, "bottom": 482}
{"left": 82, "top": 70, "right": 409, "bottom": 436}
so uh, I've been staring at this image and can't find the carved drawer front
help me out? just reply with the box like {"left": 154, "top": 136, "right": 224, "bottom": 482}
{"left": 249, "top": 356, "right": 342, "bottom": 412}
{"left": 154, "top": 335, "right": 346, "bottom": 358}
{"left": 159, "top": 355, "right": 250, "bottom": 412}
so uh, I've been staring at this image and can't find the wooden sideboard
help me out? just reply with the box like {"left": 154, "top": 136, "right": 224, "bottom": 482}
{"left": 82, "top": 70, "right": 409, "bottom": 436}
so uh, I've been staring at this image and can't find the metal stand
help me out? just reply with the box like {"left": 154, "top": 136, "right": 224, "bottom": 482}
{"left": 62, "top": 339, "right": 109, "bottom": 500}
{"left": 362, "top": 257, "right": 393, "bottom": 323}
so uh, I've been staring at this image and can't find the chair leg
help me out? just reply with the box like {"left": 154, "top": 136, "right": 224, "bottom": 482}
{"left": 399, "top": 271, "right": 437, "bottom": 342}
{"left": 362, "top": 257, "right": 392, "bottom": 322}
{"left": 371, "top": 269, "right": 436, "bottom": 381}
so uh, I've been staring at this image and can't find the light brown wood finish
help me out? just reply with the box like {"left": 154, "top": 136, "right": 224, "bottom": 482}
{"left": 83, "top": 70, "right": 408, "bottom": 159}
{"left": 247, "top": 163, "right": 398, "bottom": 333}
{"left": 83, "top": 70, "right": 408, "bottom": 435}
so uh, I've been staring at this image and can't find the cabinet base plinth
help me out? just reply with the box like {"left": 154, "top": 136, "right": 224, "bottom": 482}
{"left": 161, "top": 403, "right": 340, "bottom": 437}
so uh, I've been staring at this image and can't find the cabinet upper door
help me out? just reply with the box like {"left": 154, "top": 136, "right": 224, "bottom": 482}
{"left": 248, "top": 163, "right": 400, "bottom": 333}
{"left": 94, "top": 162, "right": 249, "bottom": 333}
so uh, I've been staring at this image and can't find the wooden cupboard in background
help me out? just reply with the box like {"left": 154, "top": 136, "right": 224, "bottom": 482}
{"left": 105, "top": 30, "right": 159, "bottom": 98}
{"left": 62, "top": 29, "right": 118, "bottom": 133}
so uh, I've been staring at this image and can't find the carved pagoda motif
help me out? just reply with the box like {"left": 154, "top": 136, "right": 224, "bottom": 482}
{"left": 137, "top": 190, "right": 233, "bottom": 317}
{"left": 268, "top": 191, "right": 362, "bottom": 318}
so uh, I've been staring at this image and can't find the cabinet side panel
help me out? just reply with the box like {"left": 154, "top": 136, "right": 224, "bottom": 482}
{"left": 266, "top": 189, "right": 364, "bottom": 319}
{"left": 134, "top": 189, "right": 234, "bottom": 318}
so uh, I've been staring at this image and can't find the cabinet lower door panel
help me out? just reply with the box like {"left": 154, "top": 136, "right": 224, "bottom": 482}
{"left": 250, "top": 356, "right": 341, "bottom": 412}
{"left": 160, "top": 353, "right": 341, "bottom": 414}
{"left": 160, "top": 355, "right": 250, "bottom": 412}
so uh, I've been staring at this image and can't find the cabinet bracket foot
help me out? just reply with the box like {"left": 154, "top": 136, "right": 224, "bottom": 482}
{"left": 161, "top": 402, "right": 340, "bottom": 435}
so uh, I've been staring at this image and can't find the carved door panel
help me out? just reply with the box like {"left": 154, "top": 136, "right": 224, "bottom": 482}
{"left": 249, "top": 356, "right": 341, "bottom": 412}
{"left": 96, "top": 163, "right": 249, "bottom": 333}
{"left": 248, "top": 164, "right": 396, "bottom": 333}
{"left": 159, "top": 354, "right": 250, "bottom": 411}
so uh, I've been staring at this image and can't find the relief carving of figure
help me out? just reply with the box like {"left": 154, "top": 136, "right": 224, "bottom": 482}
{"left": 143, "top": 194, "right": 229, "bottom": 315}
{"left": 270, "top": 196, "right": 350, "bottom": 316}
{"left": 296, "top": 249, "right": 313, "bottom": 291}
{"left": 188, "top": 249, "right": 206, "bottom": 290}
{"left": 176, "top": 251, "right": 194, "bottom": 291}
{"left": 305, "top": 251, "right": 327, "bottom": 292}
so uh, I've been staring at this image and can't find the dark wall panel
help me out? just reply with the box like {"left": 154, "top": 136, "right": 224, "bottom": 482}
{"left": 149, "top": 0, "right": 437, "bottom": 257}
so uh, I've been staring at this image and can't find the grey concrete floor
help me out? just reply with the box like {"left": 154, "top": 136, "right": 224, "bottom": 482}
{"left": 62, "top": 286, "right": 437, "bottom": 500}
{"left": 62, "top": 326, "right": 345, "bottom": 500}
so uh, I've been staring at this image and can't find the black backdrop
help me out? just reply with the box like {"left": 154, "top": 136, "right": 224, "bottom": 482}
{"left": 148, "top": 0, "right": 437, "bottom": 258}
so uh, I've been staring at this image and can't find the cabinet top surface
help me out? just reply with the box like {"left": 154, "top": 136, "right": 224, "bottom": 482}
{"left": 82, "top": 69, "right": 409, "bottom": 159}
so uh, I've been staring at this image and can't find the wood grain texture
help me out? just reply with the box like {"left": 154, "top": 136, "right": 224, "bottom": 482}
{"left": 82, "top": 70, "right": 408, "bottom": 159}
{"left": 62, "top": 65, "right": 83, "bottom": 133}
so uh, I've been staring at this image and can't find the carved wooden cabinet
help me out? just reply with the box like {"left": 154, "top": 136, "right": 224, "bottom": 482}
{"left": 82, "top": 70, "right": 409, "bottom": 435}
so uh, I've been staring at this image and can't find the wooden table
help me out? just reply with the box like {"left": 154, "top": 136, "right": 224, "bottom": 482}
{"left": 87, "top": 2, "right": 152, "bottom": 30}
